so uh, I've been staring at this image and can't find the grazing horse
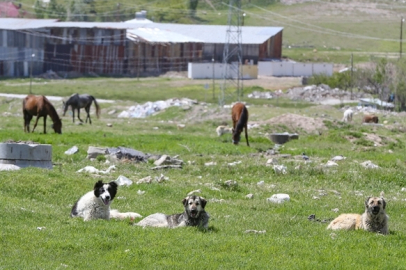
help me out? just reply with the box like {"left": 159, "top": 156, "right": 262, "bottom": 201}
{"left": 231, "top": 102, "right": 249, "bottom": 146}
{"left": 63, "top": 93, "right": 100, "bottom": 124}
{"left": 23, "top": 95, "right": 62, "bottom": 134}
{"left": 363, "top": 114, "right": 379, "bottom": 123}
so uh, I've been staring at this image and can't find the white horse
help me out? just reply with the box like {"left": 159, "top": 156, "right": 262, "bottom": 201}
{"left": 216, "top": 125, "right": 232, "bottom": 136}
{"left": 342, "top": 109, "right": 353, "bottom": 123}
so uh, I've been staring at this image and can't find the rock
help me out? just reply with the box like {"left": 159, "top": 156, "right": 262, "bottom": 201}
{"left": 154, "top": 155, "right": 170, "bottom": 166}
{"left": 64, "top": 146, "right": 79, "bottom": 155}
{"left": 136, "top": 176, "right": 153, "bottom": 184}
{"left": 267, "top": 193, "right": 290, "bottom": 204}
{"left": 0, "top": 164, "right": 20, "bottom": 171}
{"left": 245, "top": 193, "right": 254, "bottom": 199}
{"left": 360, "top": 160, "right": 379, "bottom": 169}
{"left": 273, "top": 165, "right": 287, "bottom": 174}
{"left": 86, "top": 146, "right": 107, "bottom": 159}
{"left": 115, "top": 175, "right": 133, "bottom": 186}
{"left": 107, "top": 147, "right": 148, "bottom": 162}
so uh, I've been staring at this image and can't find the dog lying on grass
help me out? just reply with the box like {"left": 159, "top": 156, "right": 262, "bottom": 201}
{"left": 327, "top": 196, "right": 388, "bottom": 234}
{"left": 135, "top": 195, "right": 209, "bottom": 229}
{"left": 70, "top": 180, "right": 142, "bottom": 221}
{"left": 216, "top": 125, "right": 232, "bottom": 136}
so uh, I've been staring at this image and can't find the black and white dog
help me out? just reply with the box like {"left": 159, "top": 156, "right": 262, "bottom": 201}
{"left": 135, "top": 195, "right": 209, "bottom": 229}
{"left": 70, "top": 180, "right": 142, "bottom": 221}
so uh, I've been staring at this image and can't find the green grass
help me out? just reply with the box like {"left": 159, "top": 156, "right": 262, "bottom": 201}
{"left": 1, "top": 77, "right": 406, "bottom": 269}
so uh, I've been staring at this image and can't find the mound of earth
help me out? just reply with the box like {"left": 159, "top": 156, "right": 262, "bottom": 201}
{"left": 263, "top": 113, "right": 327, "bottom": 135}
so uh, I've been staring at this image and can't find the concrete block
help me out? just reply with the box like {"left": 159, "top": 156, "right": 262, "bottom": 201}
{"left": 0, "top": 143, "right": 52, "bottom": 169}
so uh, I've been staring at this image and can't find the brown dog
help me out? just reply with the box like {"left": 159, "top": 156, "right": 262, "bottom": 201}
{"left": 135, "top": 195, "right": 210, "bottom": 229}
{"left": 327, "top": 196, "right": 388, "bottom": 234}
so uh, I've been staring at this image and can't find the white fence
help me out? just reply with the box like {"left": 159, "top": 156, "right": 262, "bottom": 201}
{"left": 188, "top": 61, "right": 333, "bottom": 79}
{"left": 257, "top": 61, "right": 333, "bottom": 77}
{"left": 188, "top": 63, "right": 257, "bottom": 79}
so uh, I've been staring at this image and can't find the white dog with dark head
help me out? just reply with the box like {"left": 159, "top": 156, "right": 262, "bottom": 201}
{"left": 135, "top": 195, "right": 209, "bottom": 229}
{"left": 70, "top": 180, "right": 142, "bottom": 221}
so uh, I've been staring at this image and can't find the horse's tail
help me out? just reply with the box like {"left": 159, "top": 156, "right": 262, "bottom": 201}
{"left": 91, "top": 95, "right": 101, "bottom": 118}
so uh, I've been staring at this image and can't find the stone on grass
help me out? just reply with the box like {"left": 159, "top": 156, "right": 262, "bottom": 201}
{"left": 136, "top": 176, "right": 153, "bottom": 184}
{"left": 64, "top": 146, "right": 79, "bottom": 155}
{"left": 244, "top": 230, "right": 266, "bottom": 234}
{"left": 267, "top": 193, "right": 290, "bottom": 204}
{"left": 86, "top": 146, "right": 107, "bottom": 159}
{"left": 245, "top": 193, "right": 254, "bottom": 199}
{"left": 0, "top": 164, "right": 21, "bottom": 171}
{"left": 115, "top": 175, "right": 133, "bottom": 186}
{"left": 273, "top": 164, "right": 287, "bottom": 174}
{"left": 77, "top": 165, "right": 116, "bottom": 174}
{"left": 360, "top": 160, "right": 379, "bottom": 169}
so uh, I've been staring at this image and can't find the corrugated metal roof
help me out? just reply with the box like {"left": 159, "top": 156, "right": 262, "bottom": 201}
{"left": 51, "top": 21, "right": 151, "bottom": 29}
{"left": 149, "top": 23, "right": 283, "bottom": 45}
{"left": 0, "top": 19, "right": 283, "bottom": 44}
{"left": 0, "top": 18, "right": 59, "bottom": 29}
{"left": 127, "top": 27, "right": 202, "bottom": 43}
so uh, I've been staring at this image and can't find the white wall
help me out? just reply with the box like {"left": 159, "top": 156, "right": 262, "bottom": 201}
{"left": 188, "top": 62, "right": 259, "bottom": 79}
{"left": 257, "top": 61, "right": 333, "bottom": 77}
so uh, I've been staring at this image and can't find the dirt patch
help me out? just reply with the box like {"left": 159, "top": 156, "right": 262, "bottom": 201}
{"left": 260, "top": 113, "right": 327, "bottom": 135}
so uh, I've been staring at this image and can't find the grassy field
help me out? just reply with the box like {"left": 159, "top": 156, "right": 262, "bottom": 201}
{"left": 1, "top": 77, "right": 406, "bottom": 269}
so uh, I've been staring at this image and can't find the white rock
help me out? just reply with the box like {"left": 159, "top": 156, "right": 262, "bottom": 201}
{"left": 205, "top": 161, "right": 217, "bottom": 166}
{"left": 331, "top": 155, "right": 346, "bottom": 161}
{"left": 0, "top": 164, "right": 21, "bottom": 171}
{"left": 267, "top": 193, "right": 290, "bottom": 204}
{"left": 325, "top": 160, "right": 338, "bottom": 167}
{"left": 245, "top": 193, "right": 254, "bottom": 199}
{"left": 273, "top": 164, "right": 287, "bottom": 174}
{"left": 360, "top": 160, "right": 379, "bottom": 169}
{"left": 64, "top": 146, "right": 79, "bottom": 155}
{"left": 136, "top": 176, "right": 153, "bottom": 184}
{"left": 115, "top": 175, "right": 133, "bottom": 186}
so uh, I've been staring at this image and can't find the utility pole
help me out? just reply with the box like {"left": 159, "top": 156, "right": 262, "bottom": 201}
{"left": 401, "top": 16, "right": 404, "bottom": 58}
{"left": 29, "top": 53, "right": 35, "bottom": 94}
{"left": 212, "top": 57, "right": 215, "bottom": 100}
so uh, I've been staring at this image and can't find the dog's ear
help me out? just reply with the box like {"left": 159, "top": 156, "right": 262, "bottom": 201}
{"left": 109, "top": 181, "right": 118, "bottom": 190}
{"left": 182, "top": 197, "right": 189, "bottom": 206}
{"left": 200, "top": 197, "right": 207, "bottom": 209}
{"left": 94, "top": 180, "right": 104, "bottom": 189}
{"left": 365, "top": 197, "right": 371, "bottom": 207}
{"left": 381, "top": 198, "right": 386, "bottom": 209}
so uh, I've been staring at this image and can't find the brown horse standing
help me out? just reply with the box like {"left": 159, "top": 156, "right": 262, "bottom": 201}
{"left": 231, "top": 102, "right": 249, "bottom": 146}
{"left": 23, "top": 95, "right": 62, "bottom": 134}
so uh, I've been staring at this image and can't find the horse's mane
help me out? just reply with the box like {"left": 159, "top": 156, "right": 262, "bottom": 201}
{"left": 43, "top": 96, "right": 61, "bottom": 123}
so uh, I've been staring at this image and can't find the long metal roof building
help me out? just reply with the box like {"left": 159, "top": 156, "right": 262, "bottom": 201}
{"left": 0, "top": 18, "right": 283, "bottom": 45}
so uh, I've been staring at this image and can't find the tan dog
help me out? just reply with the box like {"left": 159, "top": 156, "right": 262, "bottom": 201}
{"left": 216, "top": 125, "right": 232, "bottom": 136}
{"left": 327, "top": 196, "right": 388, "bottom": 234}
{"left": 135, "top": 195, "right": 209, "bottom": 229}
